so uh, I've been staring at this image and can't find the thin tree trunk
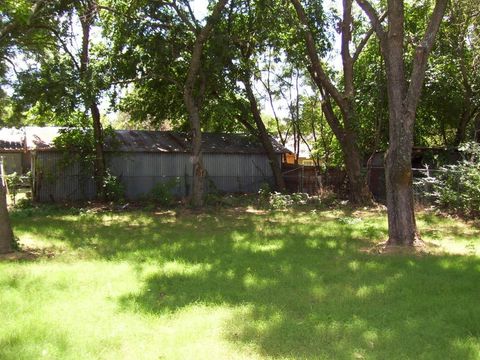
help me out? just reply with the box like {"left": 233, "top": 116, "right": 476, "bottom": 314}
{"left": 242, "top": 78, "right": 286, "bottom": 191}
{"left": 0, "top": 158, "right": 14, "bottom": 254}
{"left": 321, "top": 92, "right": 370, "bottom": 202}
{"left": 91, "top": 102, "right": 106, "bottom": 196}
{"left": 290, "top": 0, "right": 372, "bottom": 204}
{"left": 454, "top": 108, "right": 473, "bottom": 146}
{"left": 78, "top": 1, "right": 106, "bottom": 200}
{"left": 183, "top": 0, "right": 228, "bottom": 207}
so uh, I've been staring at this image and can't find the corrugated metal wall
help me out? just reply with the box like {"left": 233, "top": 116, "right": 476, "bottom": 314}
{"left": 0, "top": 152, "right": 23, "bottom": 174}
{"left": 33, "top": 152, "right": 96, "bottom": 202}
{"left": 203, "top": 153, "right": 275, "bottom": 193}
{"left": 34, "top": 151, "right": 278, "bottom": 202}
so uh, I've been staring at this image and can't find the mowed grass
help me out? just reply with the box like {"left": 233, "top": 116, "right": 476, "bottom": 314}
{"left": 1, "top": 206, "right": 480, "bottom": 360}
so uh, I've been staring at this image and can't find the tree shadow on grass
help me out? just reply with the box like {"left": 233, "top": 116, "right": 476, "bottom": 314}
{"left": 111, "top": 214, "right": 479, "bottom": 359}
{"left": 11, "top": 209, "right": 480, "bottom": 358}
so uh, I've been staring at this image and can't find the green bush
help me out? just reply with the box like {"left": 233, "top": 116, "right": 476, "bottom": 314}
{"left": 416, "top": 142, "right": 480, "bottom": 217}
{"left": 5, "top": 172, "right": 22, "bottom": 205}
{"left": 102, "top": 171, "right": 125, "bottom": 202}
{"left": 259, "top": 191, "right": 324, "bottom": 210}
{"left": 149, "top": 178, "right": 179, "bottom": 206}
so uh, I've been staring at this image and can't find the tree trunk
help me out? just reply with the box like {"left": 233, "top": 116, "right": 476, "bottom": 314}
{"left": 290, "top": 0, "right": 372, "bottom": 204}
{"left": 242, "top": 78, "right": 286, "bottom": 192}
{"left": 0, "top": 159, "right": 14, "bottom": 254}
{"left": 183, "top": 0, "right": 228, "bottom": 207}
{"left": 383, "top": 0, "right": 418, "bottom": 245}
{"left": 342, "top": 131, "right": 371, "bottom": 203}
{"left": 454, "top": 108, "right": 473, "bottom": 146}
{"left": 321, "top": 93, "right": 371, "bottom": 203}
{"left": 91, "top": 103, "right": 106, "bottom": 198}
{"left": 384, "top": 129, "right": 418, "bottom": 246}
{"left": 475, "top": 113, "right": 480, "bottom": 143}
{"left": 357, "top": 0, "right": 448, "bottom": 246}
{"left": 78, "top": 1, "right": 106, "bottom": 200}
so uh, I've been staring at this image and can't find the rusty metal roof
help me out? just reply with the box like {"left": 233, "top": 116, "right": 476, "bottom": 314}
{"left": 111, "top": 131, "right": 289, "bottom": 154}
{"left": 0, "top": 140, "right": 23, "bottom": 151}
{"left": 0, "top": 127, "right": 290, "bottom": 154}
{"left": 0, "top": 128, "right": 24, "bottom": 151}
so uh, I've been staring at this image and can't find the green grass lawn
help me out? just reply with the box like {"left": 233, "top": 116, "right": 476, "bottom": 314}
{"left": 1, "top": 206, "right": 480, "bottom": 359}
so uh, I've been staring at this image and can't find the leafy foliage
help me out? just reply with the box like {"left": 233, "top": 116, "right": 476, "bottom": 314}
{"left": 53, "top": 126, "right": 96, "bottom": 172}
{"left": 416, "top": 142, "right": 480, "bottom": 217}
{"left": 148, "top": 178, "right": 180, "bottom": 206}
{"left": 102, "top": 170, "right": 124, "bottom": 202}
{"left": 5, "top": 171, "right": 22, "bottom": 205}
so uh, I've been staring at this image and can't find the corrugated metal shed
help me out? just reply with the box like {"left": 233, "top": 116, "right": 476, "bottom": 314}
{"left": 0, "top": 128, "right": 26, "bottom": 174}
{"left": 20, "top": 127, "right": 289, "bottom": 202}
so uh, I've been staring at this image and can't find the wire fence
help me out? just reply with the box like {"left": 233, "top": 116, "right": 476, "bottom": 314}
{"left": 368, "top": 166, "right": 464, "bottom": 205}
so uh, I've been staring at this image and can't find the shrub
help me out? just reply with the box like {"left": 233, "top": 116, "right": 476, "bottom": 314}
{"left": 149, "top": 178, "right": 179, "bottom": 206}
{"left": 416, "top": 142, "right": 480, "bottom": 217}
{"left": 5, "top": 172, "right": 22, "bottom": 205}
{"left": 260, "top": 192, "right": 324, "bottom": 210}
{"left": 102, "top": 171, "right": 125, "bottom": 202}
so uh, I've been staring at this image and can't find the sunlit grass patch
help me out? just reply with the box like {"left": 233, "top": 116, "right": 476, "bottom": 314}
{"left": 1, "top": 206, "right": 479, "bottom": 359}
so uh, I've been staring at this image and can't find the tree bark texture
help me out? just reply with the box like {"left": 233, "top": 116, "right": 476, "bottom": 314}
{"left": 242, "top": 78, "right": 286, "bottom": 192}
{"left": 320, "top": 95, "right": 371, "bottom": 203}
{"left": 357, "top": 0, "right": 448, "bottom": 245}
{"left": 78, "top": 1, "right": 106, "bottom": 200}
{"left": 0, "top": 159, "right": 14, "bottom": 254}
{"left": 183, "top": 0, "right": 228, "bottom": 207}
{"left": 290, "top": 0, "right": 371, "bottom": 204}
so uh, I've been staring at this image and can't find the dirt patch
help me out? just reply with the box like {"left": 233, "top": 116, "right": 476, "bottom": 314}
{"left": 0, "top": 247, "right": 57, "bottom": 261}
{"left": 361, "top": 239, "right": 441, "bottom": 256}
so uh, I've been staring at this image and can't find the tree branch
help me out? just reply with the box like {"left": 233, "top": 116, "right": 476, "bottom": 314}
{"left": 164, "top": 0, "right": 199, "bottom": 33}
{"left": 33, "top": 25, "right": 81, "bottom": 71}
{"left": 0, "top": 0, "right": 49, "bottom": 42}
{"left": 352, "top": 11, "right": 387, "bottom": 63}
{"left": 355, "top": 0, "right": 387, "bottom": 47}
{"left": 405, "top": 0, "right": 448, "bottom": 116}
{"left": 290, "top": 0, "right": 348, "bottom": 110}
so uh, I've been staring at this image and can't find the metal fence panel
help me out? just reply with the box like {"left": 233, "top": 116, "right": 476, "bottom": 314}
{"left": 34, "top": 152, "right": 96, "bottom": 202}
{"left": 0, "top": 152, "right": 23, "bottom": 175}
{"left": 34, "top": 151, "right": 277, "bottom": 202}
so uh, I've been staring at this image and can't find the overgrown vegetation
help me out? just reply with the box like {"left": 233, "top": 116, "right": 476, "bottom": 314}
{"left": 417, "top": 142, "right": 480, "bottom": 217}
{"left": 5, "top": 172, "right": 22, "bottom": 205}
{"left": 148, "top": 178, "right": 180, "bottom": 206}
{"left": 102, "top": 170, "right": 124, "bottom": 202}
{"left": 1, "top": 207, "right": 479, "bottom": 359}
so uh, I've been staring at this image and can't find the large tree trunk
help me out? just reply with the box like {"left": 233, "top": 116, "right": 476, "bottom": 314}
{"left": 384, "top": 121, "right": 418, "bottom": 245}
{"left": 0, "top": 159, "right": 14, "bottom": 254}
{"left": 383, "top": 0, "right": 418, "bottom": 246}
{"left": 357, "top": 0, "right": 448, "bottom": 246}
{"left": 183, "top": 0, "right": 228, "bottom": 207}
{"left": 242, "top": 78, "right": 286, "bottom": 192}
